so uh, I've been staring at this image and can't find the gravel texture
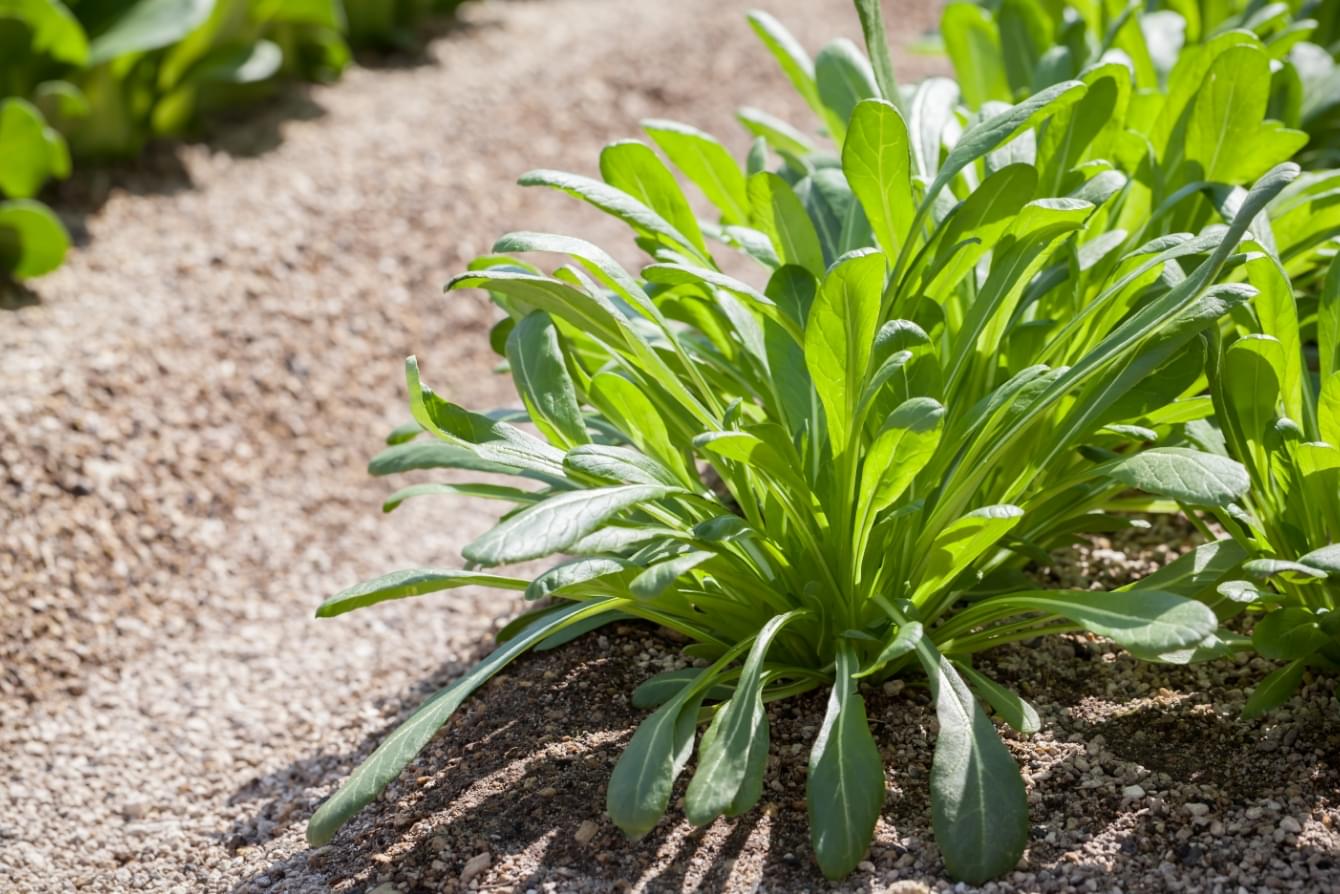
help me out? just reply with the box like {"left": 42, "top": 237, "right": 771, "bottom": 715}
{"left": 1, "top": 0, "right": 1337, "bottom": 892}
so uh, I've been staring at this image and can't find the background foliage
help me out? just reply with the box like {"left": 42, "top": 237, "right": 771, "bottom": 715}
{"left": 0, "top": 0, "right": 467, "bottom": 281}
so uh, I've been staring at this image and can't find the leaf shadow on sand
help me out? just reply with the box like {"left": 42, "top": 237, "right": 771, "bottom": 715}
{"left": 228, "top": 626, "right": 1340, "bottom": 892}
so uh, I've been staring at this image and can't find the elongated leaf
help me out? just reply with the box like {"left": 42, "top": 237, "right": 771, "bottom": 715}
{"left": 814, "top": 38, "right": 879, "bottom": 144}
{"left": 1253, "top": 607, "right": 1330, "bottom": 660}
{"left": 507, "top": 312, "right": 589, "bottom": 449}
{"left": 600, "top": 140, "right": 708, "bottom": 255}
{"left": 852, "top": 0, "right": 899, "bottom": 108}
{"left": 1242, "top": 659, "right": 1306, "bottom": 719}
{"left": 843, "top": 99, "right": 916, "bottom": 264}
{"left": 316, "top": 568, "right": 528, "bottom": 617}
{"left": 804, "top": 250, "right": 886, "bottom": 458}
{"left": 954, "top": 663, "right": 1040, "bottom": 734}
{"left": 916, "top": 644, "right": 1028, "bottom": 885}
{"left": 1102, "top": 447, "right": 1250, "bottom": 507}
{"left": 643, "top": 119, "right": 750, "bottom": 225}
{"left": 684, "top": 611, "right": 801, "bottom": 825}
{"left": 464, "top": 485, "right": 678, "bottom": 566}
{"left": 608, "top": 684, "right": 707, "bottom": 838}
{"left": 748, "top": 171, "right": 825, "bottom": 278}
{"left": 807, "top": 644, "right": 885, "bottom": 879}
{"left": 993, "top": 589, "right": 1217, "bottom": 652}
{"left": 308, "top": 599, "right": 613, "bottom": 845}
{"left": 368, "top": 441, "right": 521, "bottom": 477}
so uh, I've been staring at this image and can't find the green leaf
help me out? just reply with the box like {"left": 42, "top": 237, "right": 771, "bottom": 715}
{"left": 381, "top": 482, "right": 539, "bottom": 513}
{"left": 0, "top": 99, "right": 67, "bottom": 199}
{"left": 0, "top": 198, "right": 69, "bottom": 280}
{"left": 630, "top": 551, "right": 715, "bottom": 599}
{"left": 1102, "top": 447, "right": 1250, "bottom": 507}
{"left": 517, "top": 169, "right": 704, "bottom": 259}
{"left": 859, "top": 397, "right": 944, "bottom": 516}
{"left": 308, "top": 599, "right": 614, "bottom": 846}
{"left": 600, "top": 140, "right": 708, "bottom": 256}
{"left": 746, "top": 11, "right": 822, "bottom": 123}
{"left": 1253, "top": 607, "right": 1331, "bottom": 660}
{"left": 916, "top": 644, "right": 1028, "bottom": 885}
{"left": 814, "top": 38, "right": 880, "bottom": 144}
{"left": 507, "top": 312, "right": 589, "bottom": 449}
{"left": 1, "top": 0, "right": 88, "bottom": 64}
{"left": 913, "top": 506, "right": 1024, "bottom": 602}
{"left": 853, "top": 620, "right": 923, "bottom": 679}
{"left": 87, "top": 0, "right": 213, "bottom": 64}
{"left": 643, "top": 119, "right": 749, "bottom": 225}
{"left": 631, "top": 668, "right": 733, "bottom": 709}
{"left": 1242, "top": 659, "right": 1306, "bottom": 719}
{"left": 993, "top": 589, "right": 1218, "bottom": 652}
{"left": 463, "top": 484, "right": 679, "bottom": 566}
{"left": 954, "top": 662, "right": 1040, "bottom": 734}
{"left": 852, "top": 0, "right": 900, "bottom": 109}
{"left": 608, "top": 681, "right": 707, "bottom": 839}
{"left": 807, "top": 643, "right": 885, "bottom": 879}
{"left": 684, "top": 611, "right": 802, "bottom": 825}
{"left": 804, "top": 250, "right": 886, "bottom": 458}
{"left": 748, "top": 171, "right": 825, "bottom": 278}
{"left": 843, "top": 99, "right": 916, "bottom": 264}
{"left": 368, "top": 441, "right": 520, "bottom": 477}
{"left": 316, "top": 568, "right": 527, "bottom": 617}
{"left": 942, "top": 1, "right": 1009, "bottom": 109}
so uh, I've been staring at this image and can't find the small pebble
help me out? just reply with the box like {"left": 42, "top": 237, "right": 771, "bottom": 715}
{"left": 461, "top": 852, "right": 491, "bottom": 885}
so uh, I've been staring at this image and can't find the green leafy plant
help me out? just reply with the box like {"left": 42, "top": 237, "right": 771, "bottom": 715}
{"left": 1176, "top": 254, "right": 1340, "bottom": 716}
{"left": 940, "top": 0, "right": 1339, "bottom": 293}
{"left": 0, "top": 0, "right": 472, "bottom": 281}
{"left": 305, "top": 3, "right": 1293, "bottom": 881}
{"left": 0, "top": 0, "right": 84, "bottom": 279}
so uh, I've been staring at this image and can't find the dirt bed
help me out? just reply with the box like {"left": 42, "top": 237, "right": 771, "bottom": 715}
{"left": 0, "top": 0, "right": 1336, "bottom": 891}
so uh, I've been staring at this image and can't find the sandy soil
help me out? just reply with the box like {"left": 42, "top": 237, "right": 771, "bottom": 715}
{"left": 1, "top": 0, "right": 1336, "bottom": 892}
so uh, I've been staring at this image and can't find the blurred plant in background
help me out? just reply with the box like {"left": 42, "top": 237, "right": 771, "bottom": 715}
{"left": 0, "top": 0, "right": 468, "bottom": 282}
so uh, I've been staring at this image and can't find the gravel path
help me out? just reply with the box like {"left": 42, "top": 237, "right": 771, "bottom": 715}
{"left": 1, "top": 1, "right": 1336, "bottom": 892}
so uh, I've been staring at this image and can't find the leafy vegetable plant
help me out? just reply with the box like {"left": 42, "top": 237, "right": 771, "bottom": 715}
{"left": 1174, "top": 254, "right": 1340, "bottom": 716}
{"left": 307, "top": 2, "right": 1291, "bottom": 881}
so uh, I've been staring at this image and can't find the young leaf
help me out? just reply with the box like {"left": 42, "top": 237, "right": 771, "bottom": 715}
{"left": 1242, "top": 659, "right": 1307, "bottom": 719}
{"left": 804, "top": 250, "right": 886, "bottom": 458}
{"left": 843, "top": 99, "right": 916, "bottom": 264}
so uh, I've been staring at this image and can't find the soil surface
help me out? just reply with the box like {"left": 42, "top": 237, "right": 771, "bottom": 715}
{"left": 1, "top": 0, "right": 1337, "bottom": 892}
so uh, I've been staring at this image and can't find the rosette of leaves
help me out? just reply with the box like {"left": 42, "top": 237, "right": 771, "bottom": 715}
{"left": 68, "top": 0, "right": 351, "bottom": 157}
{"left": 0, "top": 0, "right": 85, "bottom": 279}
{"left": 306, "top": 5, "right": 1297, "bottom": 880}
{"left": 1176, "top": 255, "right": 1340, "bottom": 717}
{"left": 936, "top": 0, "right": 1339, "bottom": 296}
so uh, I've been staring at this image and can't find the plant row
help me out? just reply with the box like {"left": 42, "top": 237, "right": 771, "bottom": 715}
{"left": 0, "top": 0, "right": 466, "bottom": 282}
{"left": 306, "top": 0, "right": 1340, "bottom": 885}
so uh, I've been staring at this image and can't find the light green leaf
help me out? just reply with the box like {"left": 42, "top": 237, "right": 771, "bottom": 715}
{"left": 88, "top": 0, "right": 213, "bottom": 64}
{"left": 643, "top": 119, "right": 750, "bottom": 225}
{"left": 748, "top": 171, "right": 825, "bottom": 278}
{"left": 507, "top": 312, "right": 589, "bottom": 449}
{"left": 0, "top": 198, "right": 69, "bottom": 279}
{"left": 464, "top": 485, "right": 679, "bottom": 566}
{"left": 316, "top": 568, "right": 527, "bottom": 617}
{"left": 954, "top": 662, "right": 1040, "bottom": 734}
{"left": 843, "top": 99, "right": 916, "bottom": 264}
{"left": 804, "top": 250, "right": 886, "bottom": 458}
